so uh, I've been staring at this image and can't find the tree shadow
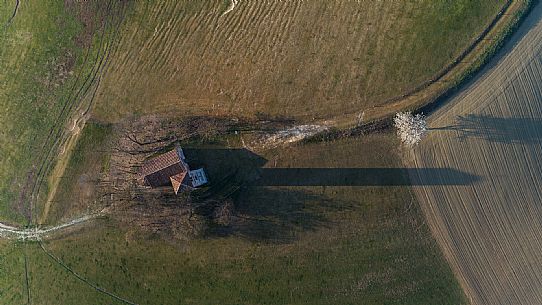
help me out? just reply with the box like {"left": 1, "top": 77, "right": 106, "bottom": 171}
{"left": 184, "top": 148, "right": 480, "bottom": 187}
{"left": 181, "top": 147, "right": 479, "bottom": 243}
{"left": 204, "top": 187, "right": 351, "bottom": 244}
{"left": 431, "top": 114, "right": 542, "bottom": 144}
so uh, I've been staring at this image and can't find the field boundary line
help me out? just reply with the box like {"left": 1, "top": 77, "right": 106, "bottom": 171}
{"left": 24, "top": 243, "right": 31, "bottom": 305}
{"left": 322, "top": 0, "right": 533, "bottom": 130}
{"left": 38, "top": 241, "right": 138, "bottom": 305}
{"left": 2, "top": 0, "right": 19, "bottom": 29}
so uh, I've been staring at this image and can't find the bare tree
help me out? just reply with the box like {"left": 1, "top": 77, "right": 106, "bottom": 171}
{"left": 394, "top": 112, "right": 427, "bottom": 146}
{"left": 212, "top": 199, "right": 235, "bottom": 226}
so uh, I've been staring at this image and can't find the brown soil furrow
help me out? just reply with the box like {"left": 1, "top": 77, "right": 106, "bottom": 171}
{"left": 346, "top": 2, "right": 375, "bottom": 95}
{"left": 163, "top": 0, "right": 215, "bottom": 59}
{"left": 236, "top": 0, "right": 275, "bottom": 60}
{"left": 221, "top": 0, "right": 261, "bottom": 45}
{"left": 138, "top": 1, "right": 179, "bottom": 73}
{"left": 93, "top": 0, "right": 518, "bottom": 127}
{"left": 359, "top": 0, "right": 387, "bottom": 102}
{"left": 248, "top": 0, "right": 286, "bottom": 61}
{"left": 266, "top": 0, "right": 302, "bottom": 57}
{"left": 125, "top": 0, "right": 181, "bottom": 75}
{"left": 363, "top": 1, "right": 398, "bottom": 100}
{"left": 117, "top": 1, "right": 167, "bottom": 74}
{"left": 181, "top": 2, "right": 220, "bottom": 56}
{"left": 153, "top": 1, "right": 207, "bottom": 75}
{"left": 204, "top": 0, "right": 246, "bottom": 53}
{"left": 178, "top": 2, "right": 221, "bottom": 62}
{"left": 370, "top": 1, "right": 413, "bottom": 96}
{"left": 157, "top": 4, "right": 220, "bottom": 78}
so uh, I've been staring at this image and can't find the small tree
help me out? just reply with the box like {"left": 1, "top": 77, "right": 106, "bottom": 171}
{"left": 394, "top": 112, "right": 427, "bottom": 146}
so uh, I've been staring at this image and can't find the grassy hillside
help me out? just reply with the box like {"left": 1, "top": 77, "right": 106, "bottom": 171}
{"left": 0, "top": 1, "right": 81, "bottom": 223}
{"left": 0, "top": 0, "right": 520, "bottom": 303}
{"left": 93, "top": 0, "right": 507, "bottom": 122}
{"left": 0, "top": 0, "right": 120, "bottom": 224}
{"left": 23, "top": 132, "right": 466, "bottom": 304}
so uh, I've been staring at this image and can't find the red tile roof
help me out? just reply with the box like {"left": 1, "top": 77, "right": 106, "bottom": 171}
{"left": 170, "top": 172, "right": 187, "bottom": 195}
{"left": 141, "top": 149, "right": 184, "bottom": 177}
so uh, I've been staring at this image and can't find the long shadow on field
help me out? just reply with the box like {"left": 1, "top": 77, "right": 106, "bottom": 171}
{"left": 183, "top": 148, "right": 481, "bottom": 187}
{"left": 218, "top": 187, "right": 346, "bottom": 243}
{"left": 183, "top": 147, "right": 479, "bottom": 243}
{"left": 431, "top": 114, "right": 542, "bottom": 144}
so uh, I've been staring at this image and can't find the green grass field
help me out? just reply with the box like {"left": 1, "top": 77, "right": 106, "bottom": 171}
{"left": 0, "top": 0, "right": 123, "bottom": 224}
{"left": 1, "top": 0, "right": 525, "bottom": 303}
{"left": 0, "top": 0, "right": 83, "bottom": 223}
{"left": 0, "top": 240, "right": 26, "bottom": 304}
{"left": 14, "top": 132, "right": 466, "bottom": 304}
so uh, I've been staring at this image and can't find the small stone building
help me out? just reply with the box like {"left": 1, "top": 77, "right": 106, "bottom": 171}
{"left": 140, "top": 146, "right": 208, "bottom": 194}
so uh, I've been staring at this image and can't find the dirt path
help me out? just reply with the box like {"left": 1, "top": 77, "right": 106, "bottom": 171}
{"left": 408, "top": 3, "right": 542, "bottom": 305}
{"left": 0, "top": 214, "right": 99, "bottom": 240}
{"left": 39, "top": 242, "right": 137, "bottom": 305}
{"left": 26, "top": 0, "right": 126, "bottom": 225}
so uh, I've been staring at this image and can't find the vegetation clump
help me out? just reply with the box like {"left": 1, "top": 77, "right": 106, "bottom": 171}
{"left": 394, "top": 112, "right": 428, "bottom": 146}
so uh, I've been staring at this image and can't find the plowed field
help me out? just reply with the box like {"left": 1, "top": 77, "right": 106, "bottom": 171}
{"left": 409, "top": 3, "right": 542, "bottom": 304}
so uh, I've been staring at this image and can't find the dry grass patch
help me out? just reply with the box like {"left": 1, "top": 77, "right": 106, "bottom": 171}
{"left": 93, "top": 0, "right": 506, "bottom": 123}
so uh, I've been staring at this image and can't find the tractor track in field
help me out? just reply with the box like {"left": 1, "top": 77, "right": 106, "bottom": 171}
{"left": 16, "top": 0, "right": 115, "bottom": 225}
{"left": 23, "top": 244, "right": 31, "bottom": 305}
{"left": 408, "top": 2, "right": 542, "bottom": 304}
{"left": 2, "top": 0, "right": 19, "bottom": 29}
{"left": 19, "top": 0, "right": 127, "bottom": 226}
{"left": 38, "top": 241, "right": 138, "bottom": 305}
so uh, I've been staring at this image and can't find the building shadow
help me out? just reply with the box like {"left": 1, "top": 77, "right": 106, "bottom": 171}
{"left": 183, "top": 148, "right": 481, "bottom": 187}
{"left": 431, "top": 114, "right": 542, "bottom": 144}
{"left": 256, "top": 168, "right": 479, "bottom": 186}
{"left": 182, "top": 147, "right": 479, "bottom": 243}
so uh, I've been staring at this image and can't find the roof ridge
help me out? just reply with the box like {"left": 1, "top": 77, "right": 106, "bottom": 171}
{"left": 141, "top": 149, "right": 185, "bottom": 177}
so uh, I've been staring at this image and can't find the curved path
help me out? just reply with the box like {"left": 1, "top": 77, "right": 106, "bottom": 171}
{"left": 409, "top": 2, "right": 542, "bottom": 305}
{"left": 0, "top": 214, "right": 99, "bottom": 240}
